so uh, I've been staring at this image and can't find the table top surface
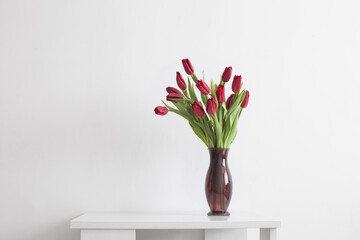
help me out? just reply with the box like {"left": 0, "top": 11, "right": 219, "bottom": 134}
{"left": 70, "top": 212, "right": 281, "bottom": 229}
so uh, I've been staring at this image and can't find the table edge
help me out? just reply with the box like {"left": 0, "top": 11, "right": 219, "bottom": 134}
{"left": 70, "top": 221, "right": 281, "bottom": 229}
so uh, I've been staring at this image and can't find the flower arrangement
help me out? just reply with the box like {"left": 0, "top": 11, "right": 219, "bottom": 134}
{"left": 154, "top": 59, "right": 250, "bottom": 148}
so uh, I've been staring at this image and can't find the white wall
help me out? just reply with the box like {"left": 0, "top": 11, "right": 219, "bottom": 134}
{"left": 1, "top": 0, "right": 360, "bottom": 239}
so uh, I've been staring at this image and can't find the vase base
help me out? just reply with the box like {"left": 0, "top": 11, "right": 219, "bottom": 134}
{"left": 207, "top": 211, "right": 230, "bottom": 216}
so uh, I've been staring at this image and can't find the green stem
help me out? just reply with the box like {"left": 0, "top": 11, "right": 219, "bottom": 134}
{"left": 191, "top": 73, "right": 199, "bottom": 83}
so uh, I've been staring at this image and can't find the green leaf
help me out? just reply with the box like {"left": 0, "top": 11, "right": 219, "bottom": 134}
{"left": 222, "top": 113, "right": 231, "bottom": 143}
{"left": 217, "top": 101, "right": 223, "bottom": 126}
{"left": 230, "top": 130, "right": 238, "bottom": 145}
{"left": 189, "top": 122, "right": 208, "bottom": 147}
{"left": 203, "top": 119, "right": 215, "bottom": 147}
{"left": 176, "top": 102, "right": 197, "bottom": 121}
{"left": 239, "top": 89, "right": 247, "bottom": 102}
{"left": 167, "top": 98, "right": 190, "bottom": 103}
{"left": 227, "top": 90, "right": 246, "bottom": 117}
{"left": 210, "top": 80, "right": 216, "bottom": 96}
{"left": 228, "top": 129, "right": 238, "bottom": 146}
{"left": 224, "top": 108, "right": 242, "bottom": 147}
{"left": 182, "top": 89, "right": 189, "bottom": 98}
{"left": 162, "top": 100, "right": 191, "bottom": 121}
{"left": 213, "top": 114, "right": 223, "bottom": 147}
{"left": 201, "top": 93, "right": 208, "bottom": 107}
{"left": 210, "top": 84, "right": 217, "bottom": 100}
{"left": 161, "top": 100, "right": 177, "bottom": 112}
{"left": 188, "top": 77, "right": 198, "bottom": 102}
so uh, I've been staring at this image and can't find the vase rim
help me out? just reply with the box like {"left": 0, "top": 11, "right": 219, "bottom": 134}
{"left": 208, "top": 148, "right": 230, "bottom": 150}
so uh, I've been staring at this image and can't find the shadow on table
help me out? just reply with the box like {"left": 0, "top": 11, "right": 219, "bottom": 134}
{"left": 137, "top": 229, "right": 204, "bottom": 240}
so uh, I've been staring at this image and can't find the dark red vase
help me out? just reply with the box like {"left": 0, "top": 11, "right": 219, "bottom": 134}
{"left": 205, "top": 148, "right": 232, "bottom": 216}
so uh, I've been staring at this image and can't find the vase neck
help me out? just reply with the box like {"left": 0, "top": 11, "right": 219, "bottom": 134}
{"left": 208, "top": 148, "right": 229, "bottom": 165}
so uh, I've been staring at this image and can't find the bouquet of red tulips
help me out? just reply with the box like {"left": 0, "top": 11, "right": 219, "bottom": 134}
{"left": 154, "top": 59, "right": 250, "bottom": 148}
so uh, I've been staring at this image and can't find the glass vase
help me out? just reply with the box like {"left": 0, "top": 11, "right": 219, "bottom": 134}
{"left": 205, "top": 148, "right": 232, "bottom": 216}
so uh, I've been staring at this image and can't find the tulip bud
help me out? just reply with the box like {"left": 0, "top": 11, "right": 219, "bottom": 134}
{"left": 241, "top": 90, "right": 250, "bottom": 108}
{"left": 182, "top": 59, "right": 194, "bottom": 75}
{"left": 166, "top": 87, "right": 182, "bottom": 95}
{"left": 226, "top": 94, "right": 235, "bottom": 110}
{"left": 154, "top": 106, "right": 168, "bottom": 116}
{"left": 216, "top": 85, "right": 225, "bottom": 103}
{"left": 166, "top": 92, "right": 184, "bottom": 103}
{"left": 232, "top": 75, "right": 242, "bottom": 93}
{"left": 176, "top": 72, "right": 187, "bottom": 90}
{"left": 222, "top": 67, "right": 232, "bottom": 82}
{"left": 196, "top": 80, "right": 210, "bottom": 95}
{"left": 206, "top": 98, "right": 217, "bottom": 115}
{"left": 192, "top": 101, "right": 205, "bottom": 118}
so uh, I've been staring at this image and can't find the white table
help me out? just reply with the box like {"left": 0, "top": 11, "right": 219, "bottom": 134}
{"left": 70, "top": 212, "right": 280, "bottom": 240}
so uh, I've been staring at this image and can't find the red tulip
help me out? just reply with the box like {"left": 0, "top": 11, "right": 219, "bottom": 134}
{"left": 196, "top": 80, "right": 210, "bottom": 95}
{"left": 226, "top": 94, "right": 235, "bottom": 110}
{"left": 182, "top": 59, "right": 194, "bottom": 75}
{"left": 232, "top": 75, "right": 242, "bottom": 93}
{"left": 192, "top": 101, "right": 205, "bottom": 118}
{"left": 154, "top": 106, "right": 168, "bottom": 116}
{"left": 216, "top": 85, "right": 225, "bottom": 103}
{"left": 176, "top": 72, "right": 187, "bottom": 90}
{"left": 166, "top": 87, "right": 182, "bottom": 95}
{"left": 241, "top": 90, "right": 250, "bottom": 108}
{"left": 166, "top": 92, "right": 184, "bottom": 102}
{"left": 206, "top": 98, "right": 217, "bottom": 115}
{"left": 222, "top": 67, "right": 232, "bottom": 82}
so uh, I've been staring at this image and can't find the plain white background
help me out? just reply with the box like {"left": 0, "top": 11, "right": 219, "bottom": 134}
{"left": 1, "top": 0, "right": 360, "bottom": 239}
